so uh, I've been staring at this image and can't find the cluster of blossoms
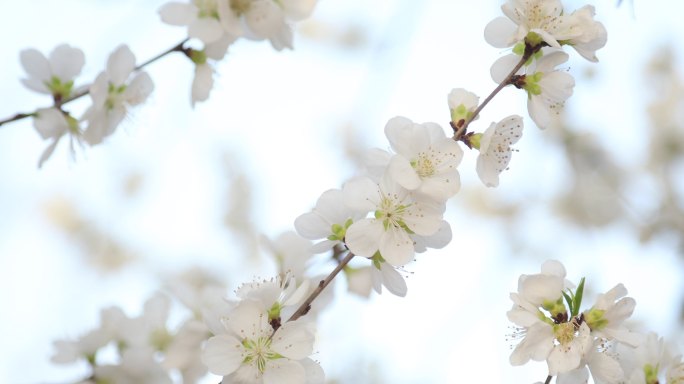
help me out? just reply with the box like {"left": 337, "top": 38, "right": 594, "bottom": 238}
{"left": 51, "top": 239, "right": 328, "bottom": 383}
{"left": 14, "top": 0, "right": 319, "bottom": 167}
{"left": 21, "top": 44, "right": 153, "bottom": 167}
{"left": 484, "top": 0, "right": 607, "bottom": 129}
{"left": 14, "top": 0, "right": 683, "bottom": 383}
{"left": 158, "top": 0, "right": 318, "bottom": 105}
{"left": 509, "top": 260, "right": 684, "bottom": 384}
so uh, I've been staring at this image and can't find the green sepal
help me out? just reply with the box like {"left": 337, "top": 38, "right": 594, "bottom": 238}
{"left": 267, "top": 301, "right": 282, "bottom": 321}
{"left": 585, "top": 308, "right": 608, "bottom": 330}
{"left": 189, "top": 49, "right": 207, "bottom": 65}
{"left": 524, "top": 31, "right": 543, "bottom": 48}
{"left": 512, "top": 42, "right": 525, "bottom": 56}
{"left": 643, "top": 363, "right": 659, "bottom": 384}
{"left": 470, "top": 133, "right": 483, "bottom": 150}
{"left": 371, "top": 251, "right": 385, "bottom": 270}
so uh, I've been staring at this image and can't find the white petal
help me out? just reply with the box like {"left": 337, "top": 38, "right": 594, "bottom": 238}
{"left": 379, "top": 262, "right": 407, "bottom": 297}
{"left": 345, "top": 219, "right": 382, "bottom": 258}
{"left": 378, "top": 227, "right": 414, "bottom": 266}
{"left": 189, "top": 17, "right": 224, "bottom": 44}
{"left": 403, "top": 203, "right": 442, "bottom": 236}
{"left": 38, "top": 139, "right": 61, "bottom": 169}
{"left": 245, "top": 0, "right": 285, "bottom": 39}
{"left": 510, "top": 322, "right": 554, "bottom": 365}
{"left": 33, "top": 108, "right": 69, "bottom": 139}
{"left": 476, "top": 152, "right": 500, "bottom": 187}
{"left": 191, "top": 63, "right": 214, "bottom": 106}
{"left": 388, "top": 155, "right": 421, "bottom": 190}
{"left": 587, "top": 350, "right": 623, "bottom": 383}
{"left": 263, "top": 359, "right": 306, "bottom": 384}
{"left": 280, "top": 0, "right": 317, "bottom": 21}
{"left": 124, "top": 71, "right": 154, "bottom": 106}
{"left": 484, "top": 17, "right": 517, "bottom": 48}
{"left": 226, "top": 300, "right": 271, "bottom": 337}
{"left": 528, "top": 94, "right": 551, "bottom": 129}
{"left": 201, "top": 334, "right": 243, "bottom": 376}
{"left": 20, "top": 49, "right": 51, "bottom": 93}
{"left": 205, "top": 33, "right": 237, "bottom": 60}
{"left": 556, "top": 366, "right": 589, "bottom": 384}
{"left": 342, "top": 177, "right": 377, "bottom": 212}
{"left": 107, "top": 45, "right": 136, "bottom": 85}
{"left": 271, "top": 322, "right": 314, "bottom": 359}
{"left": 490, "top": 53, "right": 523, "bottom": 84}
{"left": 294, "top": 212, "right": 330, "bottom": 239}
{"left": 49, "top": 44, "right": 85, "bottom": 81}
{"left": 300, "top": 358, "right": 325, "bottom": 384}
{"left": 540, "top": 259, "right": 566, "bottom": 277}
{"left": 158, "top": 2, "right": 197, "bottom": 26}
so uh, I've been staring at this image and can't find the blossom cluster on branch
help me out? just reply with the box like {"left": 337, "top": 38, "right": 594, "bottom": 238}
{"left": 4, "top": 0, "right": 683, "bottom": 383}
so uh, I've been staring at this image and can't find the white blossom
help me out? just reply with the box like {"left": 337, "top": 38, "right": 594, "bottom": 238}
{"left": 201, "top": 300, "right": 322, "bottom": 383}
{"left": 294, "top": 188, "right": 363, "bottom": 253}
{"left": 19, "top": 44, "right": 85, "bottom": 98}
{"left": 475, "top": 115, "right": 523, "bottom": 187}
{"left": 32, "top": 107, "right": 82, "bottom": 168}
{"left": 484, "top": 0, "right": 580, "bottom": 49}
{"left": 491, "top": 49, "right": 575, "bottom": 130}
{"left": 385, "top": 116, "right": 463, "bottom": 202}
{"left": 342, "top": 176, "right": 443, "bottom": 266}
{"left": 82, "top": 45, "right": 154, "bottom": 145}
{"left": 447, "top": 88, "right": 480, "bottom": 124}
{"left": 564, "top": 5, "right": 607, "bottom": 62}
{"left": 159, "top": 0, "right": 226, "bottom": 44}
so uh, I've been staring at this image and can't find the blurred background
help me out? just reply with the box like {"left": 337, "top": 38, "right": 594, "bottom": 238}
{"left": 0, "top": 0, "right": 683, "bottom": 382}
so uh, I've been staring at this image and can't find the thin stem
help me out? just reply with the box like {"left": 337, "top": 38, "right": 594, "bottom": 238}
{"left": 0, "top": 38, "right": 189, "bottom": 127}
{"left": 544, "top": 375, "right": 553, "bottom": 384}
{"left": 453, "top": 54, "right": 528, "bottom": 140}
{"left": 286, "top": 251, "right": 356, "bottom": 323}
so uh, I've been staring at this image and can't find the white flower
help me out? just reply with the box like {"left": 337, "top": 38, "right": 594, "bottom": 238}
{"left": 484, "top": 0, "right": 581, "bottom": 49}
{"left": 618, "top": 332, "right": 684, "bottom": 384}
{"left": 201, "top": 300, "right": 321, "bottom": 383}
{"left": 344, "top": 266, "right": 373, "bottom": 298}
{"left": 475, "top": 115, "right": 523, "bottom": 187}
{"left": 235, "top": 274, "right": 311, "bottom": 320}
{"left": 163, "top": 319, "right": 210, "bottom": 383}
{"left": 490, "top": 50, "right": 574, "bottom": 130}
{"left": 218, "top": 0, "right": 318, "bottom": 50}
{"left": 188, "top": 33, "right": 237, "bottom": 106}
{"left": 342, "top": 176, "right": 443, "bottom": 266}
{"left": 19, "top": 44, "right": 85, "bottom": 99}
{"left": 159, "top": 0, "right": 226, "bottom": 44}
{"left": 32, "top": 107, "right": 82, "bottom": 168}
{"left": 82, "top": 45, "right": 154, "bottom": 145}
{"left": 583, "top": 283, "right": 642, "bottom": 347}
{"left": 94, "top": 346, "right": 172, "bottom": 384}
{"left": 385, "top": 116, "right": 463, "bottom": 202}
{"left": 552, "top": 330, "right": 624, "bottom": 383}
{"left": 51, "top": 328, "right": 109, "bottom": 365}
{"left": 564, "top": 5, "right": 607, "bottom": 62}
{"left": 447, "top": 88, "right": 479, "bottom": 125}
{"left": 370, "top": 257, "right": 407, "bottom": 297}
{"left": 294, "top": 188, "right": 364, "bottom": 253}
{"left": 261, "top": 231, "right": 315, "bottom": 278}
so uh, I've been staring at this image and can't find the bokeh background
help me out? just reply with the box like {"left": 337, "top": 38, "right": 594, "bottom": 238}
{"left": 1, "top": 0, "right": 683, "bottom": 383}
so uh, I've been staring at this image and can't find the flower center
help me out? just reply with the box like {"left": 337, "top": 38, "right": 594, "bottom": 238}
{"left": 553, "top": 321, "right": 576, "bottom": 345}
{"left": 375, "top": 194, "right": 410, "bottom": 231}
{"left": 411, "top": 152, "right": 436, "bottom": 178}
{"left": 242, "top": 336, "right": 281, "bottom": 374}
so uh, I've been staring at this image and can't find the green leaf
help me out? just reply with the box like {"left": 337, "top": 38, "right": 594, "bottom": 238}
{"left": 562, "top": 291, "right": 574, "bottom": 315}
{"left": 572, "top": 277, "right": 586, "bottom": 317}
